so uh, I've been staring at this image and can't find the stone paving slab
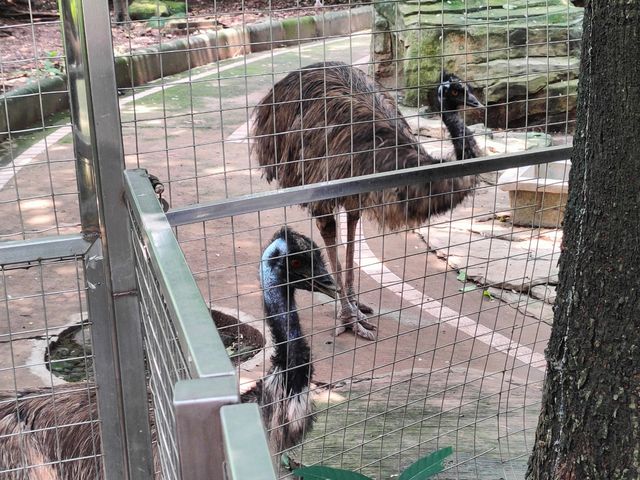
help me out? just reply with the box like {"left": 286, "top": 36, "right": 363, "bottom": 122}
{"left": 418, "top": 190, "right": 561, "bottom": 325}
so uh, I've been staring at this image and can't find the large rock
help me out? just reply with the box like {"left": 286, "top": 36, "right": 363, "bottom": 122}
{"left": 372, "top": 0, "right": 583, "bottom": 130}
{"left": 129, "top": 0, "right": 170, "bottom": 20}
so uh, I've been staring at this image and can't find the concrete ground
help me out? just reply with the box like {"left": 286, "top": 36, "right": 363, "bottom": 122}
{"left": 0, "top": 32, "right": 565, "bottom": 479}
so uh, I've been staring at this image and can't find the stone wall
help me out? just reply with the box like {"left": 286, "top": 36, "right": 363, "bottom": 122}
{"left": 372, "top": 0, "right": 583, "bottom": 130}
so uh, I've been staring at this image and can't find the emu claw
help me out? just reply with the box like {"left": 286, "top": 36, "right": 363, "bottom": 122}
{"left": 334, "top": 324, "right": 347, "bottom": 337}
{"left": 335, "top": 313, "right": 377, "bottom": 341}
{"left": 345, "top": 293, "right": 374, "bottom": 315}
{"left": 356, "top": 301, "right": 374, "bottom": 315}
{"left": 353, "top": 322, "right": 376, "bottom": 341}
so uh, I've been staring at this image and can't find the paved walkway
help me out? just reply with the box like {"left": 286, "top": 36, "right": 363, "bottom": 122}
{"left": 0, "top": 33, "right": 564, "bottom": 478}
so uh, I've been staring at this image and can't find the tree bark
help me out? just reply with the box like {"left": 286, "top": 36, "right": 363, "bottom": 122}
{"left": 527, "top": 1, "right": 640, "bottom": 479}
{"left": 113, "top": 0, "right": 130, "bottom": 23}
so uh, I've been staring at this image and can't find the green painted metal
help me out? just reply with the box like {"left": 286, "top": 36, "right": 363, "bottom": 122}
{"left": 220, "top": 404, "right": 277, "bottom": 480}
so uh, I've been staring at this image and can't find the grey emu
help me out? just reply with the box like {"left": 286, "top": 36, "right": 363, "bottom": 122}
{"left": 251, "top": 62, "right": 482, "bottom": 340}
{"left": 0, "top": 227, "right": 336, "bottom": 478}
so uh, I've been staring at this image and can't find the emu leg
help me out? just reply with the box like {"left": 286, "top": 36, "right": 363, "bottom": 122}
{"left": 316, "top": 215, "right": 374, "bottom": 340}
{"left": 344, "top": 210, "right": 376, "bottom": 331}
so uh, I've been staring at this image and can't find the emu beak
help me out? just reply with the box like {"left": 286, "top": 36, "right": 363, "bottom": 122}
{"left": 465, "top": 91, "right": 484, "bottom": 109}
{"left": 311, "top": 271, "right": 338, "bottom": 299}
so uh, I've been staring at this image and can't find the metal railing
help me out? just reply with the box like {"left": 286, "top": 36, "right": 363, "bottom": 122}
{"left": 123, "top": 137, "right": 569, "bottom": 478}
{"left": 125, "top": 168, "right": 277, "bottom": 479}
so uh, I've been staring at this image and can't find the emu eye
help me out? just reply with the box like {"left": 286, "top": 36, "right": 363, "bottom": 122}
{"left": 451, "top": 89, "right": 459, "bottom": 97}
{"left": 291, "top": 259, "right": 302, "bottom": 269}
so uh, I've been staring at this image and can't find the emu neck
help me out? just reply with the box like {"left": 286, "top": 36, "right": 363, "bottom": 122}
{"left": 442, "top": 110, "right": 478, "bottom": 160}
{"left": 261, "top": 246, "right": 312, "bottom": 392}
{"left": 262, "top": 282, "right": 302, "bottom": 345}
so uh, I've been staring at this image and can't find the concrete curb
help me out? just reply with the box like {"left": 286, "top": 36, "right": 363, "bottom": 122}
{"left": 0, "top": 6, "right": 373, "bottom": 141}
{"left": 0, "top": 75, "right": 69, "bottom": 142}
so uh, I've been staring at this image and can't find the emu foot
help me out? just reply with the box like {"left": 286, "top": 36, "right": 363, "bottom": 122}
{"left": 335, "top": 310, "right": 376, "bottom": 341}
{"left": 355, "top": 300, "right": 374, "bottom": 315}
{"left": 344, "top": 290, "right": 374, "bottom": 315}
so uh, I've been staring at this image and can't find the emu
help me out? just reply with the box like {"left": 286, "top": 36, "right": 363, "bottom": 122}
{"left": 0, "top": 227, "right": 335, "bottom": 478}
{"left": 251, "top": 61, "right": 482, "bottom": 340}
{"left": 241, "top": 226, "right": 335, "bottom": 453}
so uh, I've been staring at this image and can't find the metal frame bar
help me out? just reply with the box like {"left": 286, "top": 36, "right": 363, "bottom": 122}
{"left": 0, "top": 234, "right": 92, "bottom": 266}
{"left": 174, "top": 378, "right": 240, "bottom": 480}
{"left": 84, "top": 238, "right": 128, "bottom": 479}
{"left": 125, "top": 169, "right": 235, "bottom": 379}
{"left": 166, "top": 145, "right": 572, "bottom": 226}
{"left": 60, "top": 0, "right": 154, "bottom": 477}
{"left": 220, "top": 404, "right": 278, "bottom": 480}
{"left": 126, "top": 169, "right": 252, "bottom": 478}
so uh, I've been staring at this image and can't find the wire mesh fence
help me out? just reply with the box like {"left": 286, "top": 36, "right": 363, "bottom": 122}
{"left": 0, "top": 251, "right": 102, "bottom": 478}
{"left": 0, "top": 4, "right": 77, "bottom": 242}
{"left": 110, "top": 1, "right": 573, "bottom": 476}
{"left": 110, "top": 0, "right": 578, "bottom": 209}
{"left": 169, "top": 150, "right": 562, "bottom": 478}
{"left": 0, "top": 0, "right": 580, "bottom": 477}
{"left": 130, "top": 210, "right": 189, "bottom": 479}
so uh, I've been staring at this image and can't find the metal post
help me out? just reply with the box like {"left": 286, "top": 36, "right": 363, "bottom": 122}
{"left": 174, "top": 378, "right": 239, "bottom": 479}
{"left": 59, "top": 0, "right": 154, "bottom": 478}
{"left": 220, "top": 404, "right": 278, "bottom": 480}
{"left": 84, "top": 238, "right": 128, "bottom": 480}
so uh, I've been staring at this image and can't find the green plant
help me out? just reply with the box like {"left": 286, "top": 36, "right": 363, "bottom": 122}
{"left": 293, "top": 446, "right": 454, "bottom": 480}
{"left": 41, "top": 51, "right": 64, "bottom": 77}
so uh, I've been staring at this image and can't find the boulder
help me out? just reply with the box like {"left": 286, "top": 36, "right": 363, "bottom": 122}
{"left": 372, "top": 0, "right": 583, "bottom": 130}
{"left": 129, "top": 1, "right": 170, "bottom": 20}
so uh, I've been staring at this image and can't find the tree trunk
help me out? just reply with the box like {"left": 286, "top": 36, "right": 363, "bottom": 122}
{"left": 527, "top": 1, "right": 640, "bottom": 479}
{"left": 113, "top": 0, "right": 130, "bottom": 23}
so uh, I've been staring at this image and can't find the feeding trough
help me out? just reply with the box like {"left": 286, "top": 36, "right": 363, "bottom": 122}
{"left": 498, "top": 160, "right": 570, "bottom": 228}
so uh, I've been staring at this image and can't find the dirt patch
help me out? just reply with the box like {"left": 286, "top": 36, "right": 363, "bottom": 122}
{"left": 0, "top": 0, "right": 368, "bottom": 93}
{"left": 212, "top": 308, "right": 264, "bottom": 366}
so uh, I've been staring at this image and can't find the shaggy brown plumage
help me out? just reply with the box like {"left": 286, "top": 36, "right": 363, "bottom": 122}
{"left": 251, "top": 62, "right": 482, "bottom": 339}
{"left": 0, "top": 385, "right": 159, "bottom": 479}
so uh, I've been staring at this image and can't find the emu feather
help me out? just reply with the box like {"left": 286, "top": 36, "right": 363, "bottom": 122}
{"left": 251, "top": 62, "right": 481, "bottom": 339}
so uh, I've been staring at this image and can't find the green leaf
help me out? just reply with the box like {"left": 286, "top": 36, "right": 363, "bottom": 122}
{"left": 398, "top": 446, "right": 454, "bottom": 480}
{"left": 280, "top": 453, "right": 291, "bottom": 470}
{"left": 458, "top": 284, "right": 477, "bottom": 293}
{"left": 292, "top": 466, "right": 371, "bottom": 480}
{"left": 483, "top": 289, "right": 494, "bottom": 300}
{"left": 456, "top": 270, "right": 467, "bottom": 282}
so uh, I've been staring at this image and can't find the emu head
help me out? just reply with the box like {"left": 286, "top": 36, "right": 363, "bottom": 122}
{"left": 261, "top": 227, "right": 337, "bottom": 298}
{"left": 437, "top": 72, "right": 483, "bottom": 111}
